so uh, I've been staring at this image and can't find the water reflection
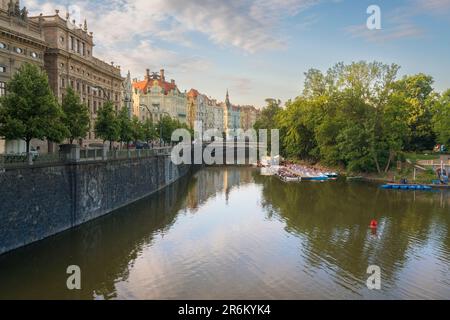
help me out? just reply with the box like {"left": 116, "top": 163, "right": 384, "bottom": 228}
{"left": 0, "top": 167, "right": 449, "bottom": 299}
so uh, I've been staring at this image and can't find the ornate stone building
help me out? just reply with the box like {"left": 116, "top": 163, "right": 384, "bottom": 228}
{"left": 29, "top": 10, "right": 124, "bottom": 147}
{"left": 132, "top": 68, "right": 187, "bottom": 124}
{"left": 123, "top": 70, "right": 133, "bottom": 118}
{"left": 0, "top": 0, "right": 47, "bottom": 153}
{"left": 223, "top": 90, "right": 240, "bottom": 136}
{"left": 187, "top": 89, "right": 207, "bottom": 131}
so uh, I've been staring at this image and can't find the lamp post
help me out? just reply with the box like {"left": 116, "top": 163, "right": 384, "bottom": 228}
{"left": 139, "top": 104, "right": 171, "bottom": 145}
{"left": 92, "top": 85, "right": 111, "bottom": 102}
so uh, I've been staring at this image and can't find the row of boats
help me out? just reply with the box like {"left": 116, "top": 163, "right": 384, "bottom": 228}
{"left": 259, "top": 160, "right": 339, "bottom": 182}
{"left": 381, "top": 184, "right": 433, "bottom": 191}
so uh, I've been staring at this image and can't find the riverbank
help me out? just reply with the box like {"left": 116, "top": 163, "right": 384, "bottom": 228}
{"left": 284, "top": 158, "right": 443, "bottom": 185}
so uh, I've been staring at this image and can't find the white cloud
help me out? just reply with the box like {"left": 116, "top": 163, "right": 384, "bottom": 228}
{"left": 345, "top": 0, "right": 450, "bottom": 42}
{"left": 25, "top": 0, "right": 323, "bottom": 53}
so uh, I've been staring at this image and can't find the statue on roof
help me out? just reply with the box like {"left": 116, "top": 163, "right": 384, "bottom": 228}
{"left": 20, "top": 6, "right": 28, "bottom": 20}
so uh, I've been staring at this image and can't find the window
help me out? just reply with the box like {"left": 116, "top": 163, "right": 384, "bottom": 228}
{"left": 94, "top": 101, "right": 97, "bottom": 113}
{"left": 82, "top": 43, "right": 85, "bottom": 56}
{"left": 61, "top": 77, "right": 65, "bottom": 88}
{"left": 77, "top": 40, "right": 80, "bottom": 53}
{"left": 70, "top": 36, "right": 75, "bottom": 50}
{"left": 0, "top": 42, "right": 6, "bottom": 49}
{"left": 59, "top": 36, "right": 65, "bottom": 44}
{"left": 15, "top": 47, "right": 23, "bottom": 54}
{"left": 31, "top": 52, "right": 38, "bottom": 59}
{"left": 0, "top": 66, "right": 6, "bottom": 73}
{"left": 0, "top": 82, "right": 6, "bottom": 96}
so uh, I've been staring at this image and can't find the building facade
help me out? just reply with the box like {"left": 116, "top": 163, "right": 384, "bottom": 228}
{"left": 29, "top": 10, "right": 124, "bottom": 147}
{"left": 0, "top": 0, "right": 48, "bottom": 153}
{"left": 187, "top": 89, "right": 208, "bottom": 131}
{"left": 212, "top": 103, "right": 224, "bottom": 134}
{"left": 223, "top": 90, "right": 240, "bottom": 136}
{"left": 239, "top": 105, "right": 259, "bottom": 131}
{"left": 133, "top": 69, "right": 187, "bottom": 124}
{"left": 123, "top": 70, "right": 133, "bottom": 118}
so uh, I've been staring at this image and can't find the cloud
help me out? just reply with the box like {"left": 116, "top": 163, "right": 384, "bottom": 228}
{"left": 415, "top": 0, "right": 450, "bottom": 13}
{"left": 344, "top": 0, "right": 450, "bottom": 42}
{"left": 345, "top": 23, "right": 423, "bottom": 43}
{"left": 25, "top": 0, "right": 323, "bottom": 53}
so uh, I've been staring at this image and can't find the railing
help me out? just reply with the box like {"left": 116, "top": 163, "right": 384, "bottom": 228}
{"left": 0, "top": 153, "right": 62, "bottom": 168}
{"left": 0, "top": 147, "right": 173, "bottom": 169}
{"left": 105, "top": 147, "right": 172, "bottom": 160}
{"left": 417, "top": 160, "right": 450, "bottom": 166}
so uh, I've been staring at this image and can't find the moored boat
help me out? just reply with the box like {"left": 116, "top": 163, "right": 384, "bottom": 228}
{"left": 381, "top": 184, "right": 432, "bottom": 191}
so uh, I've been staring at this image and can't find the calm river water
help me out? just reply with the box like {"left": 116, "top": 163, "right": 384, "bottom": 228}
{"left": 1, "top": 167, "right": 449, "bottom": 300}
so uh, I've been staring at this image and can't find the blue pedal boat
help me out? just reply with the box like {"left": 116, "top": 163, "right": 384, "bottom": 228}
{"left": 381, "top": 184, "right": 432, "bottom": 191}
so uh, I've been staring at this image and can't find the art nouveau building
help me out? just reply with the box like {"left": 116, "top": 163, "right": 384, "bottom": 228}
{"left": 133, "top": 69, "right": 187, "bottom": 124}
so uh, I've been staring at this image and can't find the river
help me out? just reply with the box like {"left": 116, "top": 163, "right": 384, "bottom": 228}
{"left": 0, "top": 167, "right": 449, "bottom": 299}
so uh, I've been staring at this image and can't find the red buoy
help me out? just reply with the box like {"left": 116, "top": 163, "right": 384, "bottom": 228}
{"left": 370, "top": 219, "right": 378, "bottom": 229}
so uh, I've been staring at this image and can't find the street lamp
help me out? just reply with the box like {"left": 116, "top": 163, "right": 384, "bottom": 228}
{"left": 139, "top": 103, "right": 171, "bottom": 145}
{"left": 92, "top": 85, "right": 111, "bottom": 102}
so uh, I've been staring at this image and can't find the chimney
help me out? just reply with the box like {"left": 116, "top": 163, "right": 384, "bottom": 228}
{"left": 145, "top": 69, "right": 150, "bottom": 80}
{"left": 160, "top": 69, "right": 165, "bottom": 81}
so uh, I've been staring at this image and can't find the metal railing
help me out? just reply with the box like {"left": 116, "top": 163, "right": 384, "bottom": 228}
{"left": 417, "top": 160, "right": 450, "bottom": 166}
{"left": 0, "top": 147, "right": 173, "bottom": 169}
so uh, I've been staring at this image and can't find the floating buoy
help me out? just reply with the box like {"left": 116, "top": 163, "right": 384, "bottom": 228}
{"left": 370, "top": 219, "right": 378, "bottom": 229}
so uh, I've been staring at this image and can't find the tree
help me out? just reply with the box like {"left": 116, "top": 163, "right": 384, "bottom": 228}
{"left": 117, "top": 107, "right": 133, "bottom": 149}
{"left": 432, "top": 89, "right": 450, "bottom": 145}
{"left": 0, "top": 63, "right": 68, "bottom": 153}
{"left": 130, "top": 116, "right": 144, "bottom": 145}
{"left": 61, "top": 87, "right": 90, "bottom": 145}
{"left": 94, "top": 101, "right": 119, "bottom": 150}
{"left": 392, "top": 74, "right": 436, "bottom": 151}
{"left": 142, "top": 118, "right": 157, "bottom": 143}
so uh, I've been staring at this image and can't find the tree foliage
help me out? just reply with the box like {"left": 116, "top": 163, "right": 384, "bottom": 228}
{"left": 117, "top": 107, "right": 133, "bottom": 148}
{"left": 61, "top": 86, "right": 90, "bottom": 145}
{"left": 259, "top": 61, "right": 443, "bottom": 173}
{"left": 0, "top": 63, "right": 67, "bottom": 152}
{"left": 94, "top": 101, "right": 119, "bottom": 149}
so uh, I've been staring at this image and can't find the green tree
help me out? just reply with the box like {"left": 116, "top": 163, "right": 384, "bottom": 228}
{"left": 0, "top": 63, "right": 67, "bottom": 153}
{"left": 94, "top": 101, "right": 119, "bottom": 150}
{"left": 392, "top": 74, "right": 436, "bottom": 151}
{"left": 61, "top": 86, "right": 90, "bottom": 145}
{"left": 142, "top": 118, "right": 157, "bottom": 143}
{"left": 130, "top": 116, "right": 144, "bottom": 145}
{"left": 117, "top": 107, "right": 133, "bottom": 148}
{"left": 432, "top": 89, "right": 450, "bottom": 145}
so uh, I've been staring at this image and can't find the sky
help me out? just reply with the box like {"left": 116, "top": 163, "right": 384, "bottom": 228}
{"left": 23, "top": 0, "right": 450, "bottom": 107}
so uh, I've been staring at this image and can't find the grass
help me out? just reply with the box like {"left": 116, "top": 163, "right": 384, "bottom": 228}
{"left": 403, "top": 151, "right": 440, "bottom": 164}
